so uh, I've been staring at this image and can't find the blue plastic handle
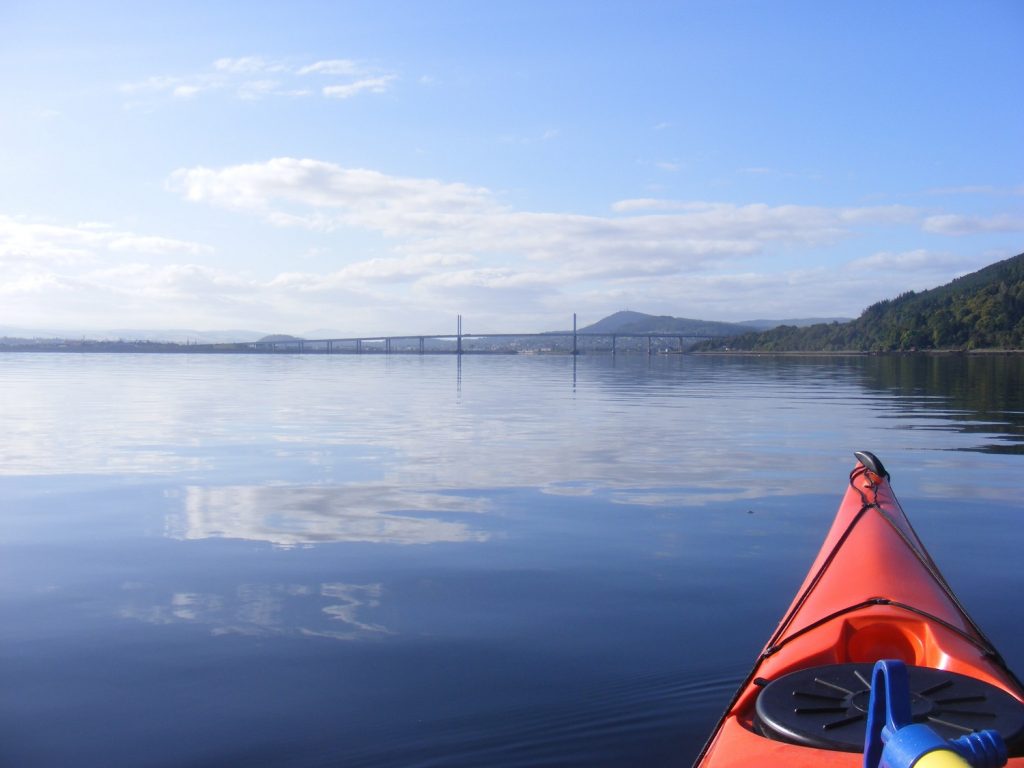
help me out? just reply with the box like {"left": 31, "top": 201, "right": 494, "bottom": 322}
{"left": 863, "top": 660, "right": 1008, "bottom": 768}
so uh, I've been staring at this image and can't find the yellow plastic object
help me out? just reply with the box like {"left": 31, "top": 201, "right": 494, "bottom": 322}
{"left": 914, "top": 749, "right": 972, "bottom": 768}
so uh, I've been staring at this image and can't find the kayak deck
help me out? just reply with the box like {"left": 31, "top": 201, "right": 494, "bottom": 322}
{"left": 694, "top": 453, "right": 1024, "bottom": 767}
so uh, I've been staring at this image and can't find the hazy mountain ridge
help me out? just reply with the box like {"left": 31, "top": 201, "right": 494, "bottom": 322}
{"left": 579, "top": 311, "right": 749, "bottom": 336}
{"left": 694, "top": 251, "right": 1024, "bottom": 352}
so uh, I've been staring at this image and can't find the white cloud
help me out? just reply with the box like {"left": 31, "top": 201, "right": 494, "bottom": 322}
{"left": 172, "top": 84, "right": 203, "bottom": 98}
{"left": 337, "top": 253, "right": 476, "bottom": 282}
{"left": 0, "top": 216, "right": 239, "bottom": 330}
{"left": 420, "top": 266, "right": 552, "bottom": 290}
{"left": 169, "top": 159, "right": 925, "bottom": 292}
{"left": 0, "top": 215, "right": 211, "bottom": 265}
{"left": 160, "top": 157, "right": 1021, "bottom": 330}
{"left": 213, "top": 56, "right": 287, "bottom": 74}
{"left": 169, "top": 158, "right": 494, "bottom": 218}
{"left": 0, "top": 272, "right": 68, "bottom": 296}
{"left": 106, "top": 235, "right": 212, "bottom": 256}
{"left": 848, "top": 249, "right": 945, "bottom": 270}
{"left": 842, "top": 250, "right": 997, "bottom": 291}
{"left": 298, "top": 59, "right": 360, "bottom": 76}
{"left": 122, "top": 56, "right": 396, "bottom": 104}
{"left": 612, "top": 198, "right": 915, "bottom": 226}
{"left": 922, "top": 213, "right": 1024, "bottom": 235}
{"left": 322, "top": 76, "right": 396, "bottom": 99}
{"left": 8, "top": 156, "right": 1015, "bottom": 335}
{"left": 269, "top": 253, "right": 477, "bottom": 290}
{"left": 610, "top": 198, "right": 671, "bottom": 212}
{"left": 0, "top": 212, "right": 404, "bottom": 330}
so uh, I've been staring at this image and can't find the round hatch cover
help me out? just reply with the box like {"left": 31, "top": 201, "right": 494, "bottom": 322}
{"left": 754, "top": 662, "right": 1024, "bottom": 752}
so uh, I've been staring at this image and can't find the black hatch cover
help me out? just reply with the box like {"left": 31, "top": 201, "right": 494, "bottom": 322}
{"left": 754, "top": 662, "right": 1024, "bottom": 753}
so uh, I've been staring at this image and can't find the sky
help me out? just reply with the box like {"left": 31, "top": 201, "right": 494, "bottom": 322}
{"left": 1, "top": 0, "right": 1022, "bottom": 337}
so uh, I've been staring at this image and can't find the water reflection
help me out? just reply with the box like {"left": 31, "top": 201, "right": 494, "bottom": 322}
{"left": 168, "top": 484, "right": 489, "bottom": 547}
{"left": 1, "top": 353, "right": 1021, "bottom": 501}
{"left": 2, "top": 353, "right": 1022, "bottom": 768}
{"left": 855, "top": 355, "right": 1024, "bottom": 454}
{"left": 119, "top": 580, "right": 391, "bottom": 640}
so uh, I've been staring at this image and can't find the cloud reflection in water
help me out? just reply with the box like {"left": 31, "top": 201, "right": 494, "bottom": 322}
{"left": 167, "top": 484, "right": 490, "bottom": 547}
{"left": 120, "top": 580, "right": 392, "bottom": 640}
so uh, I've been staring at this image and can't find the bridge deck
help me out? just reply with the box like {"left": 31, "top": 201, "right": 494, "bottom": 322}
{"left": 243, "top": 329, "right": 726, "bottom": 355}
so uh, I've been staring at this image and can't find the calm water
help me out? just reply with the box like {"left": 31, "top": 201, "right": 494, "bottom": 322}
{"left": 1, "top": 353, "right": 1022, "bottom": 767}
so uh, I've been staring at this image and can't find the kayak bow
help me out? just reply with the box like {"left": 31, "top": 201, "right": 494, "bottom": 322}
{"left": 694, "top": 452, "right": 1024, "bottom": 767}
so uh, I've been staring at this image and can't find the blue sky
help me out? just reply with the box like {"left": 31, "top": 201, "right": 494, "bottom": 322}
{"left": 2, "top": 1, "right": 1022, "bottom": 335}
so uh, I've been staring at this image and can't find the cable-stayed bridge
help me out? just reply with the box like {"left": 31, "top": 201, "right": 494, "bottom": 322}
{"left": 243, "top": 315, "right": 728, "bottom": 355}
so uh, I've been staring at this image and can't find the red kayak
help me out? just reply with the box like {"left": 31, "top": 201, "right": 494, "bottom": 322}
{"left": 694, "top": 452, "right": 1024, "bottom": 767}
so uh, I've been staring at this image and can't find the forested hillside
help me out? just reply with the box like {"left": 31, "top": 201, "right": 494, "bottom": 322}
{"left": 696, "top": 252, "right": 1024, "bottom": 352}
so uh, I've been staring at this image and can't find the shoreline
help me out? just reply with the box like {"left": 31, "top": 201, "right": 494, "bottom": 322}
{"left": 2, "top": 344, "right": 1022, "bottom": 357}
{"left": 690, "top": 348, "right": 1024, "bottom": 356}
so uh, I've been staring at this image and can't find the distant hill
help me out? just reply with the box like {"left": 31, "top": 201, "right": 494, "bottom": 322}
{"left": 695, "top": 251, "right": 1024, "bottom": 352}
{"left": 579, "top": 311, "right": 750, "bottom": 336}
{"left": 575, "top": 311, "right": 850, "bottom": 336}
